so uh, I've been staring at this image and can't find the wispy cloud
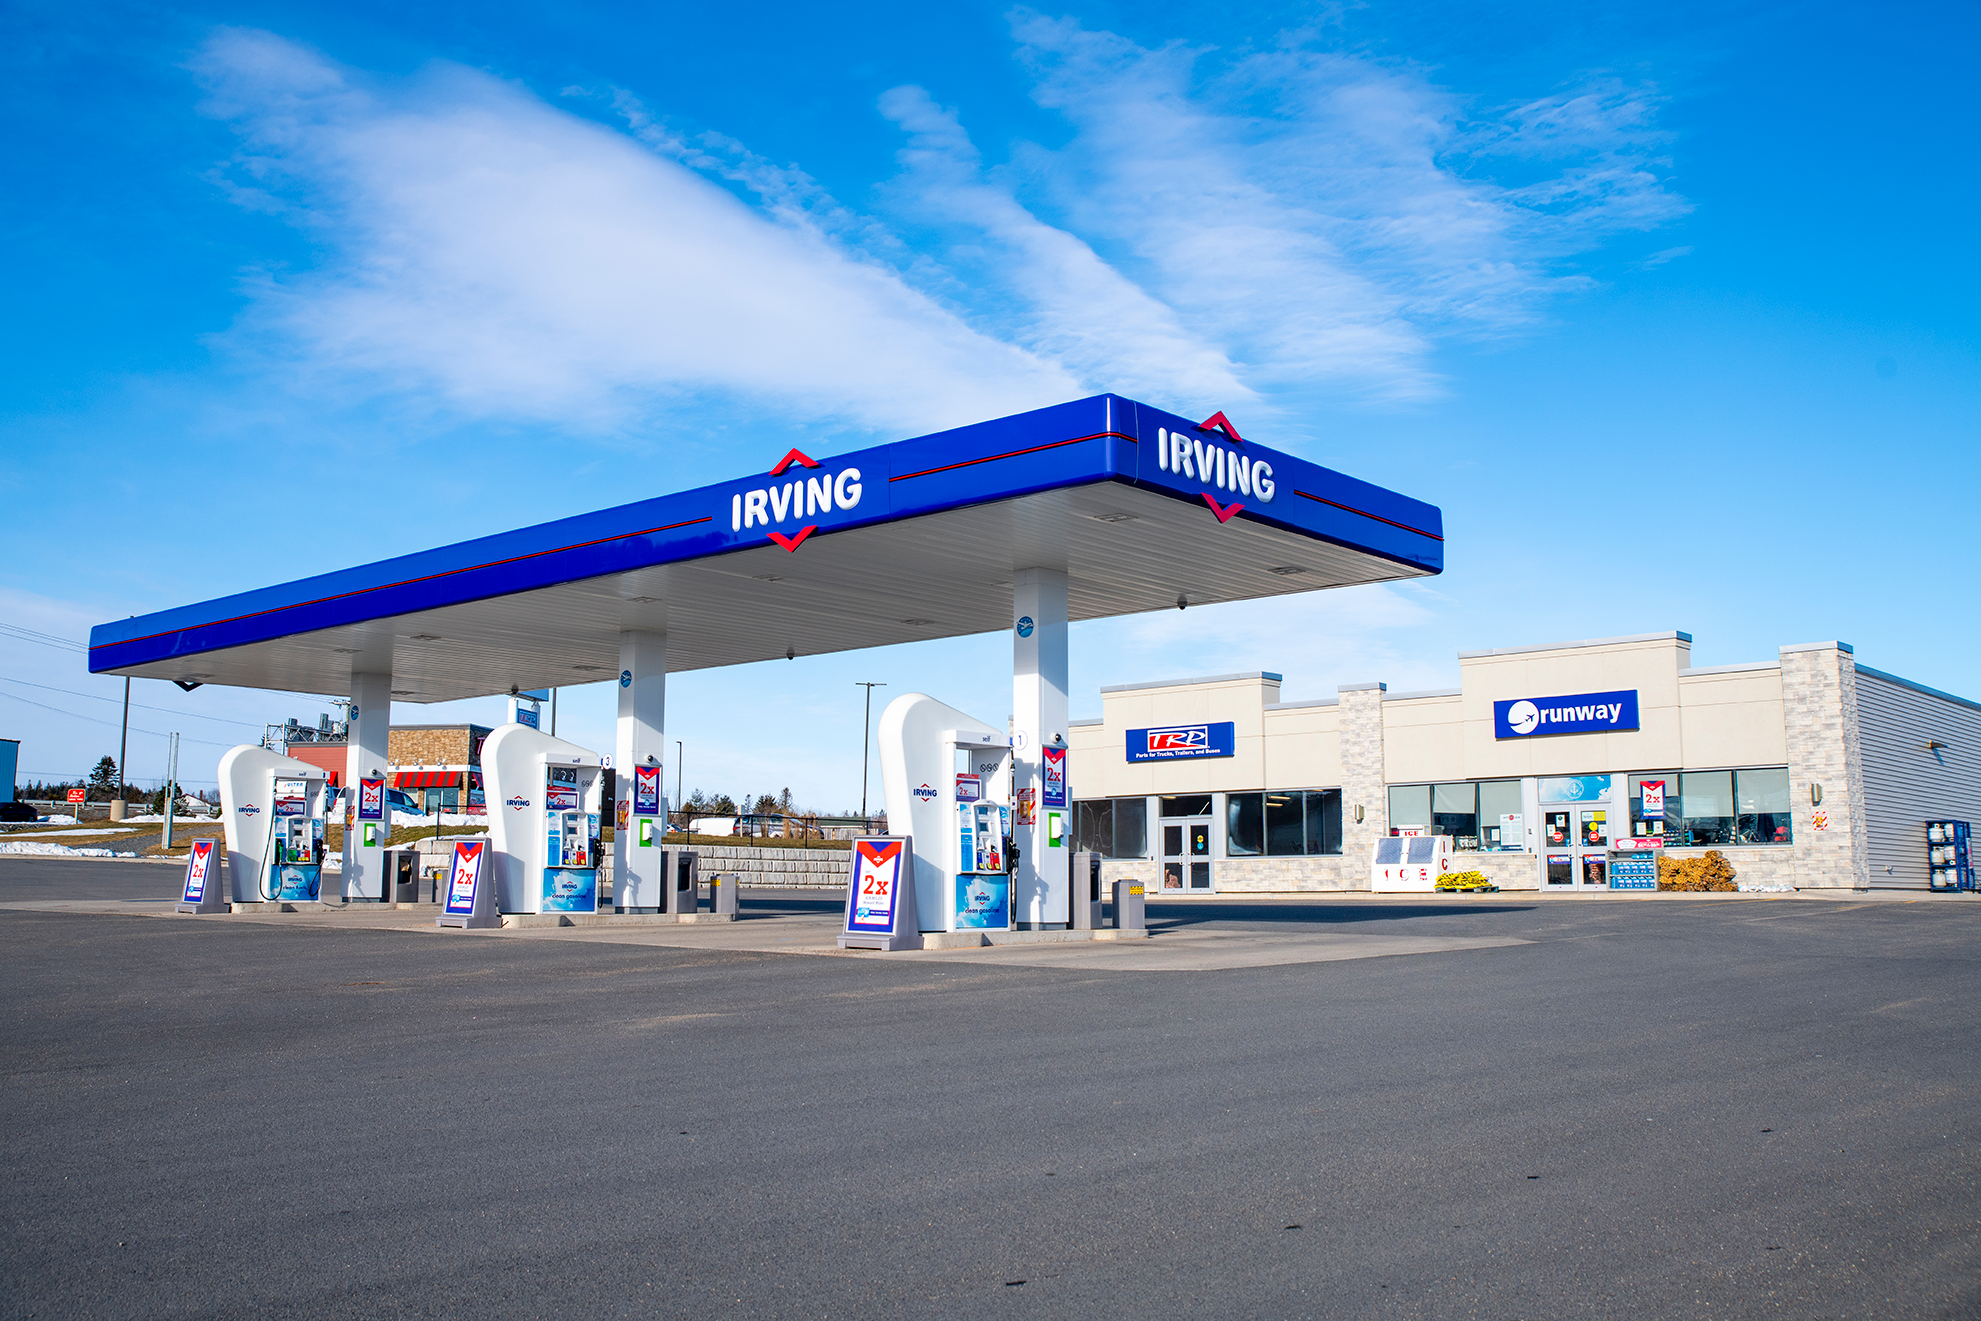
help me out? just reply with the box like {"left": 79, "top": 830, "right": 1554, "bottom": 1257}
{"left": 975, "top": 11, "right": 1690, "bottom": 400}
{"left": 192, "top": 29, "right": 1079, "bottom": 436}
{"left": 190, "top": 18, "right": 1686, "bottom": 433}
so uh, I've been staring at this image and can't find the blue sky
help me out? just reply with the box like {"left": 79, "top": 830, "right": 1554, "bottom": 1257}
{"left": 2, "top": 0, "right": 1975, "bottom": 805}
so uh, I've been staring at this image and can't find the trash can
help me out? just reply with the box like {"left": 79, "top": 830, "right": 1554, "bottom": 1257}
{"left": 385, "top": 849, "right": 421, "bottom": 904}
{"left": 663, "top": 849, "right": 700, "bottom": 916}
{"left": 1071, "top": 850, "right": 1104, "bottom": 930}
{"left": 709, "top": 871, "right": 738, "bottom": 916}
{"left": 1111, "top": 879, "right": 1145, "bottom": 932}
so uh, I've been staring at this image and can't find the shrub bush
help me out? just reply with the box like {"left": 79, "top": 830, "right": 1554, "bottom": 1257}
{"left": 1658, "top": 850, "right": 1737, "bottom": 892}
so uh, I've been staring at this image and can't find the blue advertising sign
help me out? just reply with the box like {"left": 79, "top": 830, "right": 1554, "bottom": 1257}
{"left": 845, "top": 838, "right": 907, "bottom": 934}
{"left": 1042, "top": 745, "right": 1067, "bottom": 808}
{"left": 443, "top": 841, "right": 486, "bottom": 917}
{"left": 1538, "top": 775, "right": 1612, "bottom": 803}
{"left": 633, "top": 765, "right": 662, "bottom": 817}
{"left": 180, "top": 839, "right": 216, "bottom": 903}
{"left": 1126, "top": 721, "right": 1236, "bottom": 763}
{"left": 1494, "top": 690, "right": 1640, "bottom": 739}
{"left": 955, "top": 872, "right": 1010, "bottom": 929}
{"left": 542, "top": 868, "right": 598, "bottom": 913}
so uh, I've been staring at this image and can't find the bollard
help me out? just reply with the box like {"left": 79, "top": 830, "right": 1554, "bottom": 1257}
{"left": 1071, "top": 850, "right": 1104, "bottom": 930}
{"left": 663, "top": 848, "right": 701, "bottom": 916}
{"left": 1111, "top": 878, "right": 1145, "bottom": 931}
{"left": 710, "top": 872, "right": 738, "bottom": 916}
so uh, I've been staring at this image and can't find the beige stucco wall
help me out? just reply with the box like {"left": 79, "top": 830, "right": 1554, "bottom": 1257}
{"left": 1260, "top": 701, "right": 1343, "bottom": 789}
{"left": 1677, "top": 667, "right": 1789, "bottom": 769}
{"left": 1076, "top": 673, "right": 1280, "bottom": 798}
{"left": 1381, "top": 694, "right": 1464, "bottom": 785}
{"left": 1460, "top": 634, "right": 1689, "bottom": 779}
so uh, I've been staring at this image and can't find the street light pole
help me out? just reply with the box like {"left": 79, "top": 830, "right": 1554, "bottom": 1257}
{"left": 114, "top": 676, "right": 131, "bottom": 820}
{"left": 855, "top": 682, "right": 886, "bottom": 822}
{"left": 675, "top": 739, "right": 683, "bottom": 839}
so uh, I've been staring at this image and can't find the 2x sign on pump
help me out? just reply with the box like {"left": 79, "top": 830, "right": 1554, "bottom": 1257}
{"left": 731, "top": 468, "right": 863, "bottom": 530}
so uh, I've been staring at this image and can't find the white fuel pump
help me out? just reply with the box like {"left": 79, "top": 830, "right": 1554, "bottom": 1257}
{"left": 481, "top": 723, "right": 603, "bottom": 915}
{"left": 878, "top": 693, "right": 1015, "bottom": 934}
{"left": 218, "top": 745, "right": 331, "bottom": 904}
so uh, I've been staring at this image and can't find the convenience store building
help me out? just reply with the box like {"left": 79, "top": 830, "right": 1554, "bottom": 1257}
{"left": 1069, "top": 631, "right": 1980, "bottom": 893}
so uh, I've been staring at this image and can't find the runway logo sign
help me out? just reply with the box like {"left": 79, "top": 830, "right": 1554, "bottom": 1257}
{"left": 1494, "top": 690, "right": 1640, "bottom": 739}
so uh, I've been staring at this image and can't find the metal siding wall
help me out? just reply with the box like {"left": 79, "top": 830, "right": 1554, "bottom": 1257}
{"left": 1856, "top": 672, "right": 1981, "bottom": 888}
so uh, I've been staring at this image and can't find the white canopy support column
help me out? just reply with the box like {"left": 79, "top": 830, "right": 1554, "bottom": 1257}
{"left": 613, "top": 628, "right": 668, "bottom": 912}
{"left": 342, "top": 671, "right": 391, "bottom": 902}
{"left": 1012, "top": 567, "right": 1069, "bottom": 926}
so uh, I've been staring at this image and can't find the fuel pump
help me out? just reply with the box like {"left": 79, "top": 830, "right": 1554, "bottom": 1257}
{"left": 877, "top": 693, "right": 1015, "bottom": 933}
{"left": 217, "top": 745, "right": 332, "bottom": 904}
{"left": 482, "top": 722, "right": 603, "bottom": 915}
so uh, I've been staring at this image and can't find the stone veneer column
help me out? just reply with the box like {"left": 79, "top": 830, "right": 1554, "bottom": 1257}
{"left": 1337, "top": 683, "right": 1388, "bottom": 882}
{"left": 1779, "top": 642, "right": 1868, "bottom": 890}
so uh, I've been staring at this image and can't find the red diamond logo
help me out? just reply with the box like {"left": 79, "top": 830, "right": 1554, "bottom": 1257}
{"left": 1195, "top": 411, "right": 1245, "bottom": 444}
{"left": 1202, "top": 493, "right": 1243, "bottom": 523}
{"left": 767, "top": 525, "right": 818, "bottom": 552}
{"left": 769, "top": 448, "right": 820, "bottom": 476}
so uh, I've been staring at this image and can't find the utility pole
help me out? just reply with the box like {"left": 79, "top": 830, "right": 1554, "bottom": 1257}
{"left": 550, "top": 687, "right": 558, "bottom": 737}
{"left": 675, "top": 739, "right": 683, "bottom": 838}
{"left": 162, "top": 732, "right": 179, "bottom": 850}
{"left": 855, "top": 682, "right": 886, "bottom": 822}
{"left": 114, "top": 676, "right": 131, "bottom": 821}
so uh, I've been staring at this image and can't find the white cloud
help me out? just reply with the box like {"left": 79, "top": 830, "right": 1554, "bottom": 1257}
{"left": 994, "top": 11, "right": 1690, "bottom": 400}
{"left": 875, "top": 84, "right": 1251, "bottom": 411}
{"left": 191, "top": 22, "right": 1687, "bottom": 436}
{"left": 192, "top": 29, "right": 1080, "bottom": 436}
{"left": 1075, "top": 582, "right": 1451, "bottom": 701}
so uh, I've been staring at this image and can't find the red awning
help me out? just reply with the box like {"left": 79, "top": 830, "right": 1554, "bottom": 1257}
{"left": 392, "top": 771, "right": 461, "bottom": 789}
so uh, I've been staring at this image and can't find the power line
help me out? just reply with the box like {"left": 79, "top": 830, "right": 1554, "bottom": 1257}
{"left": 0, "top": 623, "right": 88, "bottom": 653}
{"left": 0, "top": 689, "right": 238, "bottom": 748}
{"left": 0, "top": 675, "right": 264, "bottom": 728}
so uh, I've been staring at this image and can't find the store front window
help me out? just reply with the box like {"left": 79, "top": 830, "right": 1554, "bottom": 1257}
{"left": 1388, "top": 780, "right": 1523, "bottom": 850}
{"left": 1677, "top": 770, "right": 1734, "bottom": 845}
{"left": 1073, "top": 797, "right": 1149, "bottom": 859}
{"left": 1224, "top": 789, "right": 1342, "bottom": 856}
{"left": 1735, "top": 768, "right": 1793, "bottom": 845}
{"left": 1635, "top": 768, "right": 1792, "bottom": 846}
{"left": 1160, "top": 795, "right": 1213, "bottom": 818}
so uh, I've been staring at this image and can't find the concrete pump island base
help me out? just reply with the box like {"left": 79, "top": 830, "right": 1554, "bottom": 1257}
{"left": 90, "top": 393, "right": 1445, "bottom": 944}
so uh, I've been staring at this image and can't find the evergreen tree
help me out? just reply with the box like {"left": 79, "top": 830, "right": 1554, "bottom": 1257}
{"left": 85, "top": 756, "right": 119, "bottom": 799}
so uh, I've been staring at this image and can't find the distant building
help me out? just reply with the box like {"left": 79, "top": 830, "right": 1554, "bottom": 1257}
{"left": 280, "top": 723, "right": 493, "bottom": 814}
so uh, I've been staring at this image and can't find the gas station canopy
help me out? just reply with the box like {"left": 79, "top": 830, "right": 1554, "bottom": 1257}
{"left": 89, "top": 395, "right": 1443, "bottom": 701}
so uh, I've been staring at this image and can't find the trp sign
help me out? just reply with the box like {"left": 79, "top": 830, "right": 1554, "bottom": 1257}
{"left": 1125, "top": 722, "right": 1236, "bottom": 763}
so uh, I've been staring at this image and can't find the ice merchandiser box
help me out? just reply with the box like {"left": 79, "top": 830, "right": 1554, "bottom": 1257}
{"left": 481, "top": 724, "right": 604, "bottom": 914}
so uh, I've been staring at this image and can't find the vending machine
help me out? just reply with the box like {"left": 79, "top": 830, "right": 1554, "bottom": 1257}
{"left": 217, "top": 744, "right": 332, "bottom": 904}
{"left": 482, "top": 723, "right": 604, "bottom": 914}
{"left": 877, "top": 693, "right": 1015, "bottom": 933}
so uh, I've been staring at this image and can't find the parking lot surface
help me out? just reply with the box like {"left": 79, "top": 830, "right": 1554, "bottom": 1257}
{"left": 2, "top": 856, "right": 1977, "bottom": 1318}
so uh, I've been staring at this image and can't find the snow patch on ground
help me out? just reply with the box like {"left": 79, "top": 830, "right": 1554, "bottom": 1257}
{"left": 0, "top": 841, "right": 139, "bottom": 858}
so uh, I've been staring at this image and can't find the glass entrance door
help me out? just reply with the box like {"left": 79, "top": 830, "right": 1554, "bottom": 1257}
{"left": 1542, "top": 804, "right": 1612, "bottom": 887}
{"left": 1161, "top": 817, "right": 1214, "bottom": 892}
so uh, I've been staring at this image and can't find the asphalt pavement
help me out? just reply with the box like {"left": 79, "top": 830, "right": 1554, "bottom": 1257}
{"left": 2, "top": 855, "right": 1977, "bottom": 1319}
